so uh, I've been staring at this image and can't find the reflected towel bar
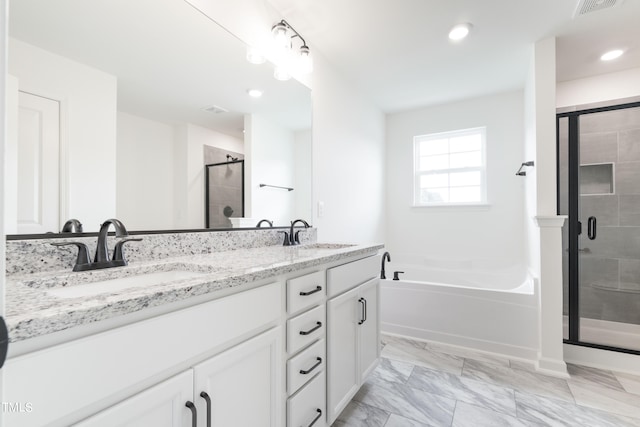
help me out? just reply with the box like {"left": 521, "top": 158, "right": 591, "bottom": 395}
{"left": 259, "top": 183, "right": 294, "bottom": 191}
{"left": 516, "top": 161, "right": 535, "bottom": 176}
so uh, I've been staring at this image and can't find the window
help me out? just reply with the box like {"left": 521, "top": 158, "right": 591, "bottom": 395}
{"left": 413, "top": 127, "right": 487, "bottom": 206}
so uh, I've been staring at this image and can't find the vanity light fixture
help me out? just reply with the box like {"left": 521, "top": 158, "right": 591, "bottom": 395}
{"left": 247, "top": 89, "right": 263, "bottom": 98}
{"left": 449, "top": 23, "right": 472, "bottom": 41}
{"left": 271, "top": 19, "right": 313, "bottom": 74}
{"left": 600, "top": 49, "right": 623, "bottom": 61}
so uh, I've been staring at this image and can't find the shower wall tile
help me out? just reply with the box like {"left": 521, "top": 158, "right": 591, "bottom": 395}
{"left": 580, "top": 195, "right": 619, "bottom": 226}
{"left": 615, "top": 162, "right": 640, "bottom": 195}
{"left": 580, "top": 107, "right": 640, "bottom": 134}
{"left": 618, "top": 128, "right": 640, "bottom": 162}
{"left": 620, "top": 259, "right": 640, "bottom": 286}
{"left": 587, "top": 226, "right": 640, "bottom": 260}
{"left": 580, "top": 257, "right": 619, "bottom": 287}
{"left": 620, "top": 195, "right": 640, "bottom": 226}
{"left": 579, "top": 132, "right": 618, "bottom": 164}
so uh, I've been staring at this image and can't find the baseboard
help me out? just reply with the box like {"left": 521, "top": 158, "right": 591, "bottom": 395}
{"left": 381, "top": 322, "right": 538, "bottom": 361}
{"left": 535, "top": 357, "right": 569, "bottom": 378}
{"left": 564, "top": 343, "right": 640, "bottom": 376}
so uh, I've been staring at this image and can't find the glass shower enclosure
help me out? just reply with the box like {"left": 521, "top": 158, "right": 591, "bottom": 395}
{"left": 558, "top": 100, "right": 640, "bottom": 354}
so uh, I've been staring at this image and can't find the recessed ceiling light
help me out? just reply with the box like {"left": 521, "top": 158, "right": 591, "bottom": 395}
{"left": 600, "top": 49, "right": 624, "bottom": 61}
{"left": 247, "top": 89, "right": 263, "bottom": 98}
{"left": 449, "top": 23, "right": 472, "bottom": 41}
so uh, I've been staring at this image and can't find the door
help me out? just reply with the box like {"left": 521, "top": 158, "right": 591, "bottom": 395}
{"left": 192, "top": 327, "right": 282, "bottom": 427}
{"left": 326, "top": 286, "right": 359, "bottom": 423}
{"left": 15, "top": 91, "right": 61, "bottom": 234}
{"left": 358, "top": 279, "right": 379, "bottom": 381}
{"left": 558, "top": 101, "right": 640, "bottom": 353}
{"left": 75, "top": 371, "right": 194, "bottom": 427}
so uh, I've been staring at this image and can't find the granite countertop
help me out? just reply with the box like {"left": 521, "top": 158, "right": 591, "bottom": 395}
{"left": 5, "top": 243, "right": 383, "bottom": 343}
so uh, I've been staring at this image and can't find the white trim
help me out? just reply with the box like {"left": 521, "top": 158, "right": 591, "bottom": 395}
{"left": 564, "top": 344, "right": 640, "bottom": 376}
{"left": 534, "top": 215, "right": 567, "bottom": 228}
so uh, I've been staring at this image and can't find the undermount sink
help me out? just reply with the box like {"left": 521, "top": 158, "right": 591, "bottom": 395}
{"left": 47, "top": 270, "right": 207, "bottom": 299}
{"left": 299, "top": 243, "right": 356, "bottom": 250}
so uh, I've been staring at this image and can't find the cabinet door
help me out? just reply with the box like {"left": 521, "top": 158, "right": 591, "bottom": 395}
{"left": 75, "top": 371, "right": 193, "bottom": 427}
{"left": 326, "top": 286, "right": 359, "bottom": 423}
{"left": 193, "top": 327, "right": 282, "bottom": 427}
{"left": 358, "top": 278, "right": 380, "bottom": 381}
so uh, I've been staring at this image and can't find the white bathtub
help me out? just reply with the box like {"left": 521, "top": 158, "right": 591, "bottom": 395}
{"left": 380, "top": 260, "right": 540, "bottom": 359}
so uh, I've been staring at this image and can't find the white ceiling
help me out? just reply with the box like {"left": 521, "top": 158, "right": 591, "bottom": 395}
{"left": 270, "top": 0, "right": 640, "bottom": 113}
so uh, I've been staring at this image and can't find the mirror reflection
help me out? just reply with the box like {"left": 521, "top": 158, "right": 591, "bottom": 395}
{"left": 6, "top": 0, "right": 312, "bottom": 235}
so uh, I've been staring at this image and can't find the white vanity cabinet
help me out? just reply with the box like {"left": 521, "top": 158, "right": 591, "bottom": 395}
{"left": 76, "top": 327, "right": 282, "bottom": 427}
{"left": 326, "top": 257, "right": 380, "bottom": 424}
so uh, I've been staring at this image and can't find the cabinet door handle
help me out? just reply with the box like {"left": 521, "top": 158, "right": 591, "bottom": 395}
{"left": 363, "top": 297, "right": 367, "bottom": 324}
{"left": 299, "top": 321, "right": 322, "bottom": 336}
{"left": 185, "top": 401, "right": 197, "bottom": 427}
{"left": 305, "top": 408, "right": 323, "bottom": 427}
{"left": 358, "top": 298, "right": 365, "bottom": 325}
{"left": 299, "top": 357, "right": 323, "bottom": 375}
{"left": 299, "top": 285, "right": 322, "bottom": 296}
{"left": 200, "top": 391, "right": 211, "bottom": 427}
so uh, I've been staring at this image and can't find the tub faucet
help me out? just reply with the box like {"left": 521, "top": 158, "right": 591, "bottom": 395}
{"left": 289, "top": 219, "right": 310, "bottom": 245}
{"left": 61, "top": 218, "right": 83, "bottom": 233}
{"left": 380, "top": 251, "right": 391, "bottom": 279}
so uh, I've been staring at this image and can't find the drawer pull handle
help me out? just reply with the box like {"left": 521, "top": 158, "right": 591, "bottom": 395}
{"left": 299, "top": 357, "right": 323, "bottom": 375}
{"left": 304, "top": 408, "right": 323, "bottom": 427}
{"left": 200, "top": 391, "right": 211, "bottom": 427}
{"left": 358, "top": 298, "right": 365, "bottom": 325}
{"left": 299, "top": 285, "right": 322, "bottom": 296}
{"left": 185, "top": 401, "right": 197, "bottom": 427}
{"left": 300, "top": 321, "right": 322, "bottom": 336}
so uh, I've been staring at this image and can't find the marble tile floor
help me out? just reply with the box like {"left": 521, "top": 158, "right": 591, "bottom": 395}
{"left": 332, "top": 334, "right": 640, "bottom": 427}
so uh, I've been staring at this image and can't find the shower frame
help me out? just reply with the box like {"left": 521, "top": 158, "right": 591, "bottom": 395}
{"left": 556, "top": 100, "right": 640, "bottom": 356}
{"left": 204, "top": 159, "right": 245, "bottom": 229}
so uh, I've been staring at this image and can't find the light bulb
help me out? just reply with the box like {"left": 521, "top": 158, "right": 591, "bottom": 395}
{"left": 272, "top": 22, "right": 290, "bottom": 49}
{"left": 298, "top": 45, "right": 313, "bottom": 74}
{"left": 246, "top": 47, "right": 265, "bottom": 65}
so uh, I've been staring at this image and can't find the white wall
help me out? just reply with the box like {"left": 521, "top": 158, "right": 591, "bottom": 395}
{"left": 312, "top": 51, "right": 386, "bottom": 243}
{"left": 1, "top": 0, "right": 6, "bottom": 398}
{"left": 8, "top": 38, "right": 117, "bottom": 232}
{"left": 385, "top": 90, "right": 525, "bottom": 265}
{"left": 173, "top": 123, "right": 244, "bottom": 229}
{"left": 524, "top": 47, "right": 540, "bottom": 275}
{"left": 245, "top": 114, "right": 295, "bottom": 225}
{"left": 294, "top": 129, "right": 312, "bottom": 220}
{"left": 116, "top": 112, "right": 175, "bottom": 230}
{"left": 557, "top": 67, "right": 640, "bottom": 108}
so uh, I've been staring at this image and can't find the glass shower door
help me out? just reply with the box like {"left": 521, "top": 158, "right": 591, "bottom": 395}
{"left": 559, "top": 102, "right": 640, "bottom": 353}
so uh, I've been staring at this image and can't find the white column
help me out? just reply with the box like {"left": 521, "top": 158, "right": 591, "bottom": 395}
{"left": 535, "top": 215, "right": 568, "bottom": 377}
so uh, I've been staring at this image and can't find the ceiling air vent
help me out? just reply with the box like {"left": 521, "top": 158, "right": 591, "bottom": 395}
{"left": 574, "top": 0, "right": 624, "bottom": 17}
{"left": 202, "top": 105, "right": 228, "bottom": 114}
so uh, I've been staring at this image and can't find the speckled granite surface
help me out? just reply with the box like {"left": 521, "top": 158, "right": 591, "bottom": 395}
{"left": 6, "top": 239, "right": 382, "bottom": 343}
{"left": 6, "top": 228, "right": 316, "bottom": 275}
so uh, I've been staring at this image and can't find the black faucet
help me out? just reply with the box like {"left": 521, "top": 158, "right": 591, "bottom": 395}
{"left": 256, "top": 219, "right": 273, "bottom": 228}
{"left": 61, "top": 219, "right": 83, "bottom": 233}
{"left": 288, "top": 219, "right": 310, "bottom": 245}
{"left": 380, "top": 251, "right": 391, "bottom": 279}
{"left": 51, "top": 218, "right": 141, "bottom": 271}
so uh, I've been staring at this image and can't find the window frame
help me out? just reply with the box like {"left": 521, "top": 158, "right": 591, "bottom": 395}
{"left": 413, "top": 126, "right": 488, "bottom": 207}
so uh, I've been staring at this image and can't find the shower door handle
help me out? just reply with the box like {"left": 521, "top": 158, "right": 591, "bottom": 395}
{"left": 588, "top": 216, "right": 597, "bottom": 240}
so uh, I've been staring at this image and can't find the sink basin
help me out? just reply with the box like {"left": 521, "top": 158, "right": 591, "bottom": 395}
{"left": 47, "top": 270, "right": 207, "bottom": 299}
{"left": 299, "top": 243, "right": 356, "bottom": 250}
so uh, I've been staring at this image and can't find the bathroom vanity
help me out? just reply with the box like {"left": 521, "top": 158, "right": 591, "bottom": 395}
{"left": 3, "top": 237, "right": 382, "bottom": 427}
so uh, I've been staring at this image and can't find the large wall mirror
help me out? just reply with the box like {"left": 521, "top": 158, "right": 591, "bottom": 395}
{"left": 6, "top": 0, "right": 312, "bottom": 235}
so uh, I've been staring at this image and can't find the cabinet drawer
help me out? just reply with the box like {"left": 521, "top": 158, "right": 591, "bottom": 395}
{"left": 287, "top": 271, "right": 326, "bottom": 315}
{"left": 287, "top": 339, "right": 325, "bottom": 395}
{"left": 327, "top": 255, "right": 379, "bottom": 297}
{"left": 287, "top": 304, "right": 325, "bottom": 354}
{"left": 287, "top": 371, "right": 326, "bottom": 427}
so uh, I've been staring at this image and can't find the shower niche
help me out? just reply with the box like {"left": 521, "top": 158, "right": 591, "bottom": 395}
{"left": 579, "top": 163, "right": 614, "bottom": 195}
